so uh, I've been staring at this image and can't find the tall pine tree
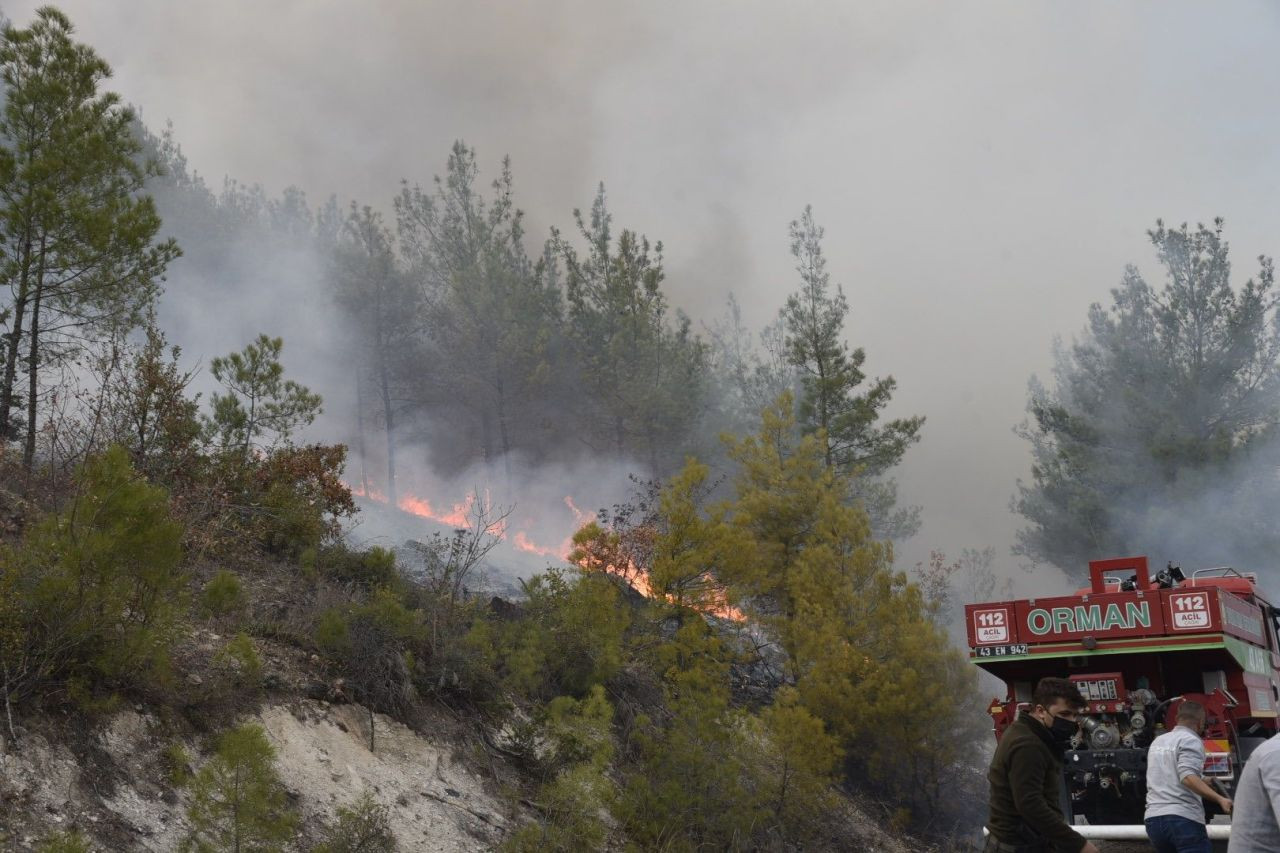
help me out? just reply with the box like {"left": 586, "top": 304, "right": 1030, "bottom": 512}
{"left": 1015, "top": 219, "right": 1280, "bottom": 576}
{"left": 557, "top": 185, "right": 708, "bottom": 473}
{"left": 779, "top": 206, "right": 923, "bottom": 537}
{"left": 0, "top": 8, "right": 178, "bottom": 470}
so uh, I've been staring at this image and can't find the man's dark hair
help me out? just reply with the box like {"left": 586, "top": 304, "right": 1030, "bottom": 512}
{"left": 1033, "top": 677, "right": 1085, "bottom": 710}
{"left": 1176, "top": 700, "right": 1206, "bottom": 727}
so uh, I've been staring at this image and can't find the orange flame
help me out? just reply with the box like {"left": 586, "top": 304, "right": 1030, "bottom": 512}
{"left": 512, "top": 530, "right": 566, "bottom": 559}
{"left": 350, "top": 483, "right": 745, "bottom": 622}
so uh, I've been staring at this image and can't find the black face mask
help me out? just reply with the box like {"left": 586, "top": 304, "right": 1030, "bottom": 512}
{"left": 1049, "top": 714, "right": 1078, "bottom": 744}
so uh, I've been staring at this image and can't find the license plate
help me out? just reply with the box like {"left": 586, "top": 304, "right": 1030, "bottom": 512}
{"left": 976, "top": 644, "right": 1029, "bottom": 657}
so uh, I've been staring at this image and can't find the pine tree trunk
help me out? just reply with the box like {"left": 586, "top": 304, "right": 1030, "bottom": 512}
{"left": 354, "top": 368, "right": 369, "bottom": 495}
{"left": 480, "top": 410, "right": 494, "bottom": 473}
{"left": 378, "top": 352, "right": 396, "bottom": 506}
{"left": 0, "top": 236, "right": 33, "bottom": 440}
{"left": 494, "top": 371, "right": 512, "bottom": 488}
{"left": 22, "top": 285, "right": 41, "bottom": 473}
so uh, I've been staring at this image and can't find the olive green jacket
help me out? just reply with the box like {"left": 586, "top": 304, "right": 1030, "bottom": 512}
{"left": 986, "top": 712, "right": 1086, "bottom": 853}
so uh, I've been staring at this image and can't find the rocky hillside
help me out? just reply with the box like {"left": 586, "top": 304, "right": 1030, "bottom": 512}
{"left": 0, "top": 695, "right": 923, "bottom": 852}
{"left": 0, "top": 699, "right": 514, "bottom": 851}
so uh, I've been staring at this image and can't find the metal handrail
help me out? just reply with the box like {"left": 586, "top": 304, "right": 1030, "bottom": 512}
{"left": 1191, "top": 566, "right": 1258, "bottom": 583}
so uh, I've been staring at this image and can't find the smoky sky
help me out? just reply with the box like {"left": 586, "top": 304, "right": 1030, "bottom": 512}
{"left": 10, "top": 0, "right": 1280, "bottom": 585}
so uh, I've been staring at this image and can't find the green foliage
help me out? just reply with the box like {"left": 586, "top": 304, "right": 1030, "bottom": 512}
{"left": 37, "top": 830, "right": 90, "bottom": 853}
{"left": 543, "top": 685, "right": 615, "bottom": 771}
{"left": 183, "top": 724, "right": 297, "bottom": 853}
{"left": 316, "top": 608, "right": 350, "bottom": 651}
{"left": 0, "top": 7, "right": 179, "bottom": 465}
{"left": 318, "top": 589, "right": 422, "bottom": 718}
{"left": 215, "top": 632, "right": 263, "bottom": 687}
{"left": 617, "top": 620, "right": 759, "bottom": 852}
{"left": 1015, "top": 219, "right": 1280, "bottom": 576}
{"left": 206, "top": 334, "right": 322, "bottom": 455}
{"left": 754, "top": 689, "right": 841, "bottom": 841}
{"left": 317, "top": 545, "right": 398, "bottom": 590}
{"left": 2, "top": 446, "right": 185, "bottom": 700}
{"left": 556, "top": 184, "right": 709, "bottom": 470}
{"left": 843, "top": 604, "right": 983, "bottom": 818}
{"left": 779, "top": 207, "right": 923, "bottom": 537}
{"left": 719, "top": 397, "right": 983, "bottom": 824}
{"left": 503, "top": 686, "right": 616, "bottom": 852}
{"left": 721, "top": 394, "right": 890, "bottom": 675}
{"left": 496, "top": 568, "right": 629, "bottom": 700}
{"left": 647, "top": 459, "right": 740, "bottom": 614}
{"left": 313, "top": 790, "right": 397, "bottom": 853}
{"left": 202, "top": 570, "right": 246, "bottom": 618}
{"left": 503, "top": 762, "right": 613, "bottom": 853}
{"left": 164, "top": 742, "right": 194, "bottom": 789}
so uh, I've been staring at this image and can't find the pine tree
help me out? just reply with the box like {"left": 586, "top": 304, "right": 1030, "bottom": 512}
{"left": 1015, "top": 219, "right": 1280, "bottom": 575}
{"left": 647, "top": 459, "right": 740, "bottom": 614}
{"left": 4, "top": 445, "right": 184, "bottom": 701}
{"left": 557, "top": 185, "right": 708, "bottom": 472}
{"left": 779, "top": 206, "right": 922, "bottom": 536}
{"left": 206, "top": 335, "right": 322, "bottom": 456}
{"left": 183, "top": 724, "right": 297, "bottom": 853}
{"left": 334, "top": 204, "right": 421, "bottom": 503}
{"left": 756, "top": 687, "right": 840, "bottom": 841}
{"left": 718, "top": 395, "right": 983, "bottom": 824}
{"left": 0, "top": 8, "right": 179, "bottom": 470}
{"left": 394, "top": 143, "right": 562, "bottom": 477}
{"left": 721, "top": 392, "right": 891, "bottom": 675}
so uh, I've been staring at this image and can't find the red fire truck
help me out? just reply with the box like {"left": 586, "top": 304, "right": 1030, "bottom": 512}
{"left": 966, "top": 556, "right": 1280, "bottom": 831}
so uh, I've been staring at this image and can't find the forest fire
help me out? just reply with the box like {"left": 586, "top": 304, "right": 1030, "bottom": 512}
{"left": 349, "top": 484, "right": 507, "bottom": 536}
{"left": 349, "top": 483, "right": 744, "bottom": 621}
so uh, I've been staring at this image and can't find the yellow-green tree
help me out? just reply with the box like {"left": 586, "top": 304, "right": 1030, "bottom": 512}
{"left": 182, "top": 723, "right": 297, "bottom": 853}
{"left": 503, "top": 685, "right": 616, "bottom": 853}
{"left": 618, "top": 619, "right": 760, "bottom": 852}
{"left": 496, "top": 567, "right": 630, "bottom": 701}
{"left": 719, "top": 393, "right": 982, "bottom": 822}
{"left": 647, "top": 459, "right": 741, "bottom": 615}
{"left": 754, "top": 687, "right": 841, "bottom": 842}
{"left": 721, "top": 392, "right": 892, "bottom": 678}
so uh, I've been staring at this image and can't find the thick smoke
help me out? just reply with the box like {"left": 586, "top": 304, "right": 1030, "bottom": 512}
{"left": 10, "top": 0, "right": 1280, "bottom": 601}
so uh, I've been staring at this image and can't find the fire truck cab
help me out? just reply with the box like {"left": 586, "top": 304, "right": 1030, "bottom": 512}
{"left": 965, "top": 556, "right": 1280, "bottom": 830}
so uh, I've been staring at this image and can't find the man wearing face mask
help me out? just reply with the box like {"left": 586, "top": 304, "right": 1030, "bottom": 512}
{"left": 985, "top": 677, "right": 1099, "bottom": 853}
{"left": 1144, "top": 700, "right": 1232, "bottom": 853}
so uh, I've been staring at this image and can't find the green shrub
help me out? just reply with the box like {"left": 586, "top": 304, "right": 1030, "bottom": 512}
{"left": 316, "top": 608, "right": 351, "bottom": 653}
{"left": 313, "top": 790, "right": 396, "bottom": 852}
{"left": 3, "top": 445, "right": 186, "bottom": 702}
{"left": 502, "top": 687, "right": 616, "bottom": 852}
{"left": 201, "top": 570, "right": 246, "bottom": 618}
{"left": 318, "top": 590, "right": 423, "bottom": 721}
{"left": 183, "top": 724, "right": 296, "bottom": 853}
{"left": 163, "top": 742, "right": 194, "bottom": 788}
{"left": 249, "top": 444, "right": 355, "bottom": 558}
{"left": 215, "top": 632, "right": 263, "bottom": 687}
{"left": 37, "top": 830, "right": 91, "bottom": 853}
{"left": 496, "top": 570, "right": 629, "bottom": 701}
{"left": 502, "top": 762, "right": 612, "bottom": 853}
{"left": 318, "top": 545, "right": 398, "bottom": 590}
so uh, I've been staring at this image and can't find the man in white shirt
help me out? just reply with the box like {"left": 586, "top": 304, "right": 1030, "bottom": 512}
{"left": 1144, "top": 700, "right": 1233, "bottom": 853}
